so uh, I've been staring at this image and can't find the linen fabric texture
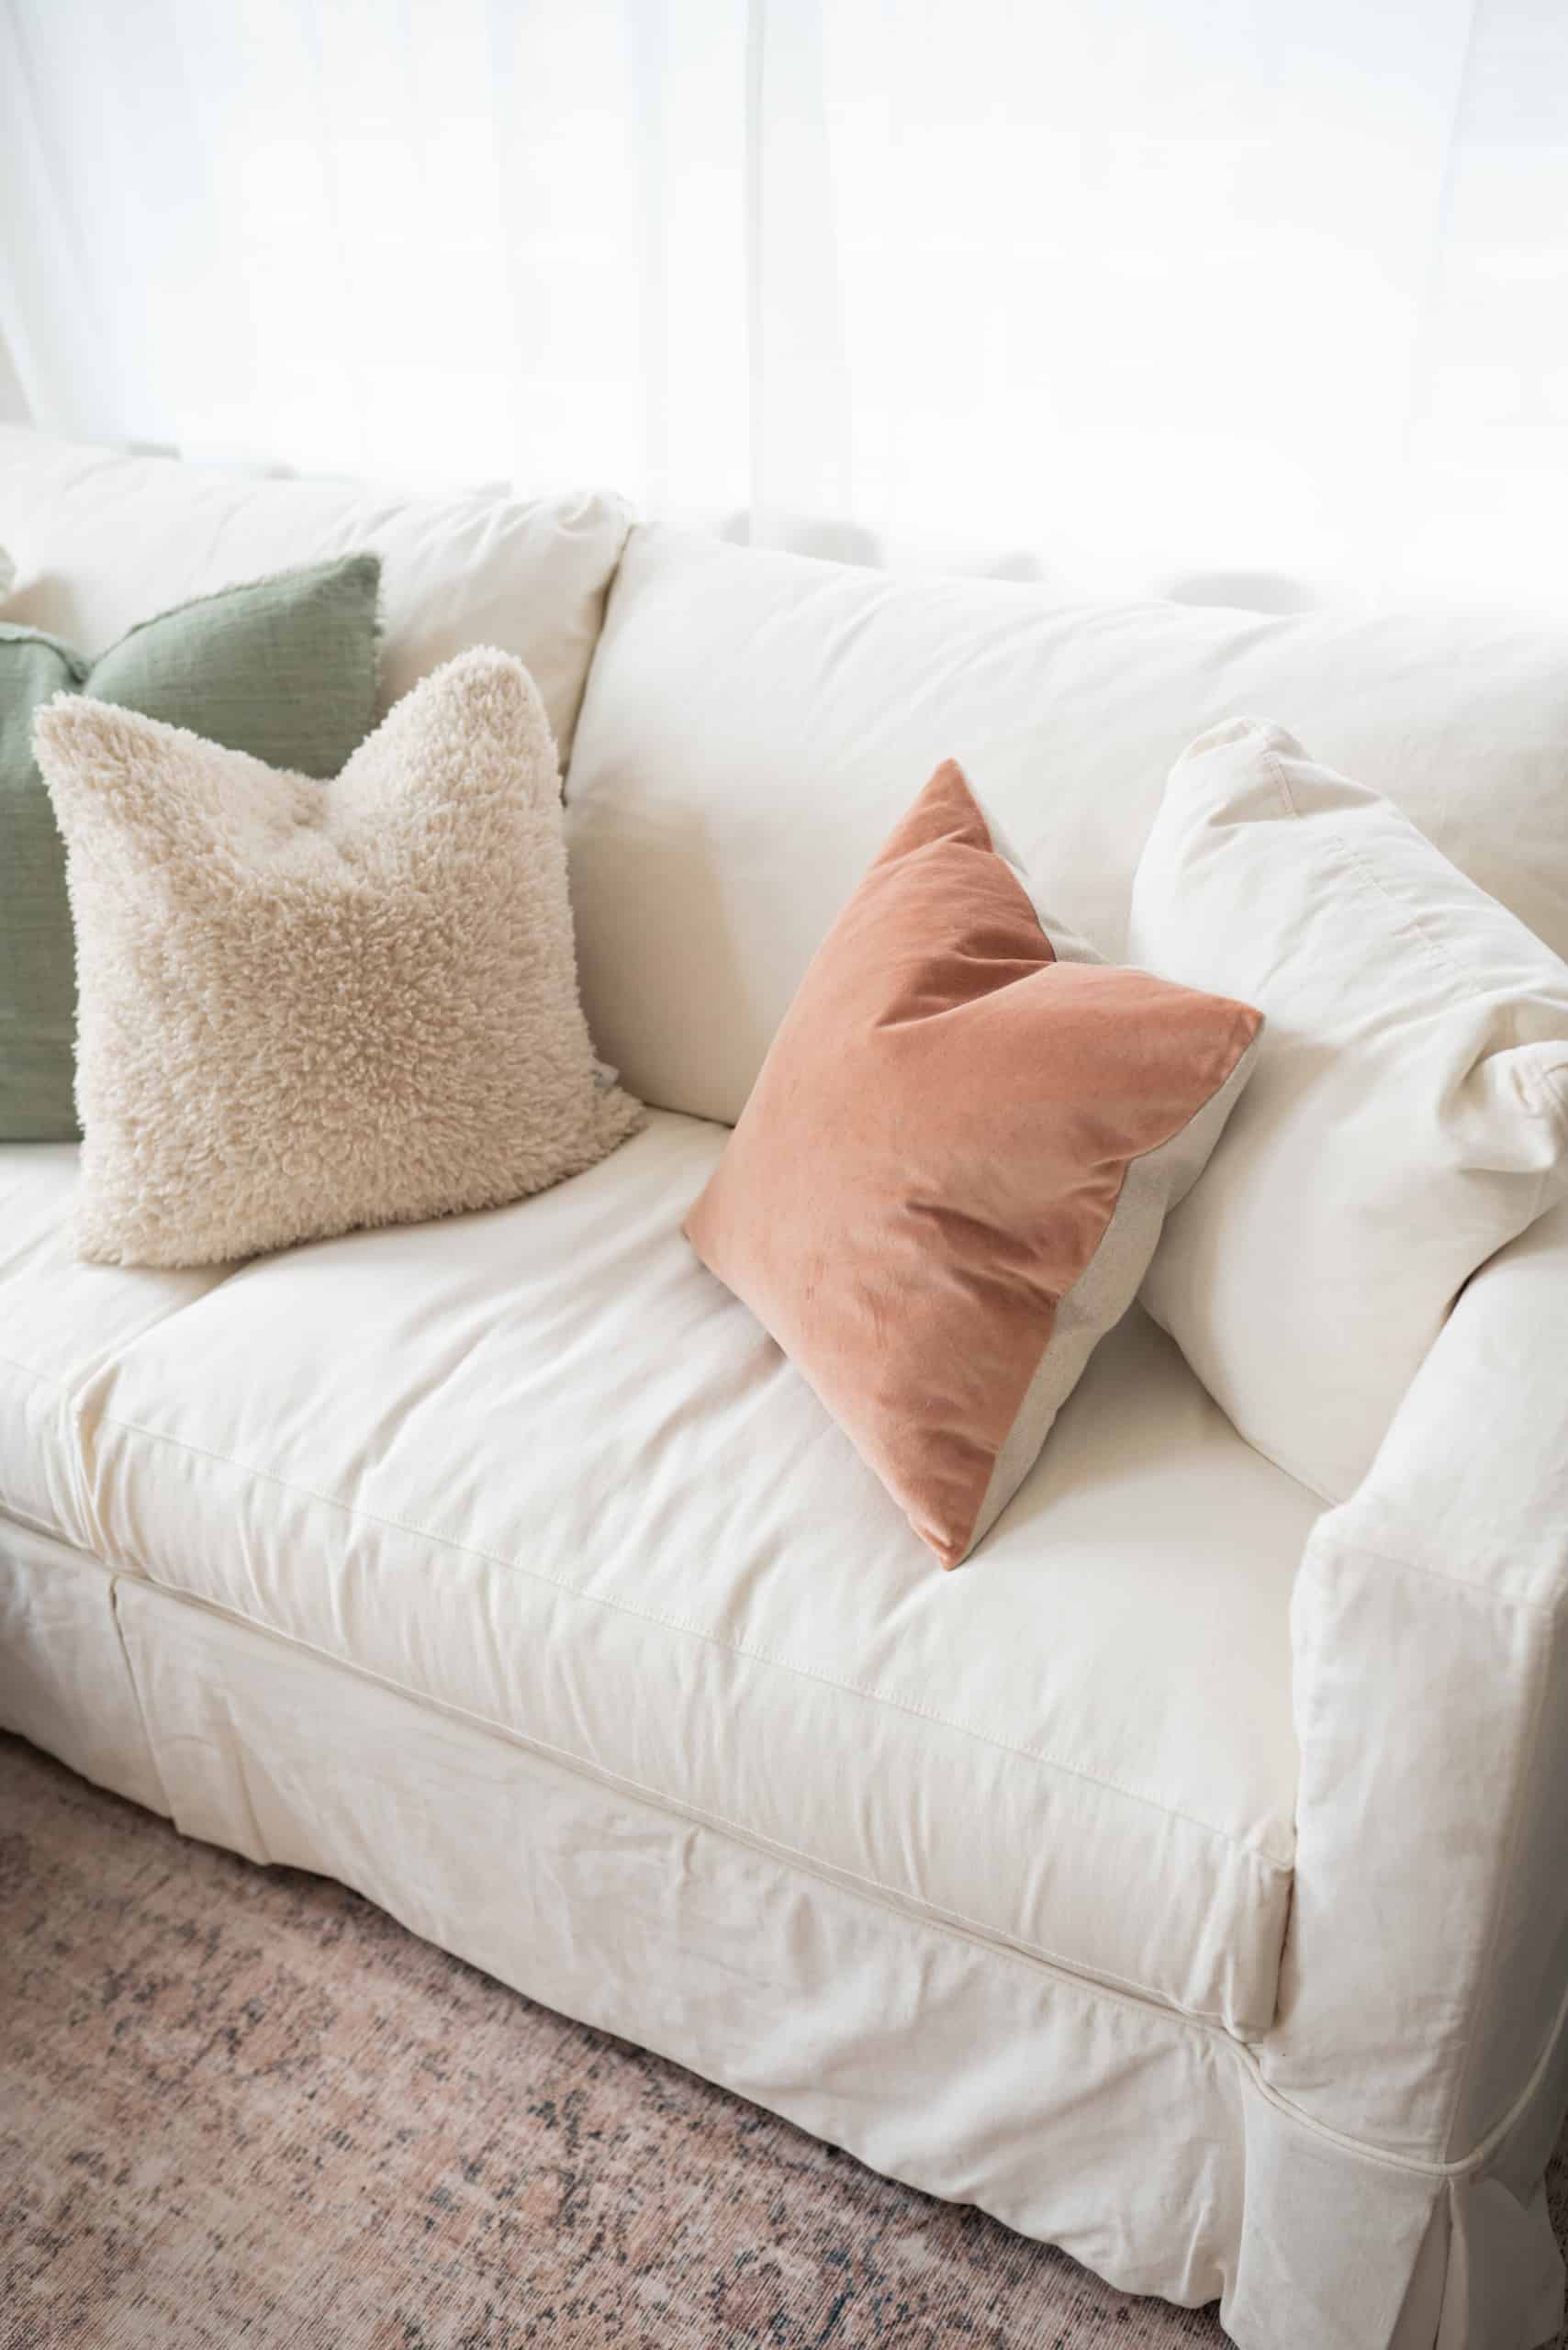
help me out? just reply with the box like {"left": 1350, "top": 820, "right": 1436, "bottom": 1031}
{"left": 0, "top": 1110, "right": 1315, "bottom": 2037}
{"left": 1129, "top": 717, "right": 1568, "bottom": 1502}
{"left": 0, "top": 555, "right": 381, "bottom": 1142}
{"left": 0, "top": 427, "right": 630, "bottom": 769}
{"left": 33, "top": 648, "right": 643, "bottom": 1268}
{"left": 685, "top": 762, "right": 1262, "bottom": 1566}
{"left": 566, "top": 527, "right": 1568, "bottom": 1131}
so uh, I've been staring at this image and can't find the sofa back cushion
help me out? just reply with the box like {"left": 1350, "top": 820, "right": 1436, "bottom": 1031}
{"left": 1129, "top": 719, "right": 1568, "bottom": 1504}
{"left": 0, "top": 429, "right": 633, "bottom": 767}
{"left": 566, "top": 525, "right": 1568, "bottom": 1125}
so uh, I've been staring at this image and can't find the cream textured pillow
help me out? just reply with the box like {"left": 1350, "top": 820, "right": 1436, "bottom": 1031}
{"left": 1129, "top": 717, "right": 1568, "bottom": 1502}
{"left": 35, "top": 649, "right": 644, "bottom": 1268}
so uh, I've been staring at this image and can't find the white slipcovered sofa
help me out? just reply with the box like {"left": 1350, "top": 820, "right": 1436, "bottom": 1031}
{"left": 3, "top": 426, "right": 1567, "bottom": 2350}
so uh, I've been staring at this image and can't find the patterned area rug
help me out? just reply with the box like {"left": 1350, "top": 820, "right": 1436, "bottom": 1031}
{"left": 2, "top": 1734, "right": 1564, "bottom": 2350}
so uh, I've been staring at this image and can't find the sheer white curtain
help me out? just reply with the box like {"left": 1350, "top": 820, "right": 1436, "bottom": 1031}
{"left": 2, "top": 0, "right": 1565, "bottom": 610}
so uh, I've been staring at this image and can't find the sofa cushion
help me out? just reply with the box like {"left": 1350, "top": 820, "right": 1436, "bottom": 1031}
{"left": 566, "top": 526, "right": 1568, "bottom": 1124}
{"left": 16, "top": 1113, "right": 1322, "bottom": 2034}
{"left": 0, "top": 428, "right": 632, "bottom": 767}
{"left": 1130, "top": 719, "right": 1568, "bottom": 1503}
{"left": 0, "top": 1147, "right": 229, "bottom": 1549}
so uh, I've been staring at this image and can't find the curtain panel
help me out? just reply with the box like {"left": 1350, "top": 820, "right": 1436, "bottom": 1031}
{"left": 2, "top": 0, "right": 1565, "bottom": 610}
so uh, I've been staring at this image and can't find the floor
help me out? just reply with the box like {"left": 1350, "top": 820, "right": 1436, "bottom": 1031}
{"left": 2, "top": 1734, "right": 1564, "bottom": 2350}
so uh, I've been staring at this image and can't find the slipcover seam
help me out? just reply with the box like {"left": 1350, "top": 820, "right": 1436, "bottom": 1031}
{"left": 1459, "top": 1927, "right": 1568, "bottom": 2176}
{"left": 0, "top": 1348, "right": 107, "bottom": 1561}
{"left": 1434, "top": 1601, "right": 1558, "bottom": 2165}
{"left": 1237, "top": 2059, "right": 1533, "bottom": 2183}
{"left": 92, "top": 1407, "right": 1294, "bottom": 1873}
{"left": 0, "top": 1348, "right": 68, "bottom": 1391}
{"left": 1265, "top": 743, "right": 1561, "bottom": 1069}
{"left": 558, "top": 499, "right": 638, "bottom": 792}
{"left": 1320, "top": 1536, "right": 1562, "bottom": 1616}
{"left": 105, "top": 1573, "right": 177, "bottom": 1823}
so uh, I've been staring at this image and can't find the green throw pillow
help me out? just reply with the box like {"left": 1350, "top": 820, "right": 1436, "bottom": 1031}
{"left": 1, "top": 554, "right": 381, "bottom": 1140}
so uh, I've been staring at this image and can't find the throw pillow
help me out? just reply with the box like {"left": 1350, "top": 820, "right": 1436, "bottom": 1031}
{"left": 1129, "top": 717, "right": 1568, "bottom": 1501}
{"left": 684, "top": 760, "right": 1262, "bottom": 1568}
{"left": 1, "top": 554, "right": 381, "bottom": 1141}
{"left": 34, "top": 649, "right": 644, "bottom": 1268}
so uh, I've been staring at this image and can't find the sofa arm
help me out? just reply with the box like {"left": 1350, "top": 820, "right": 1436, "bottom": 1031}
{"left": 1262, "top": 1197, "right": 1568, "bottom": 2177}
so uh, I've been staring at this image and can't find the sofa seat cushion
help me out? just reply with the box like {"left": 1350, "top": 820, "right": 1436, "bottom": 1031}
{"left": 33, "top": 1114, "right": 1317, "bottom": 2034}
{"left": 0, "top": 1146, "right": 229, "bottom": 1548}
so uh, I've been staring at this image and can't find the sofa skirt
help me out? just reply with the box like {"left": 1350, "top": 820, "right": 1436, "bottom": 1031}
{"left": 2, "top": 1521, "right": 1561, "bottom": 2350}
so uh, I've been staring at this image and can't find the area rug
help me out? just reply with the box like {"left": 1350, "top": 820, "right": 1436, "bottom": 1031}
{"left": 2, "top": 1734, "right": 1564, "bottom": 2350}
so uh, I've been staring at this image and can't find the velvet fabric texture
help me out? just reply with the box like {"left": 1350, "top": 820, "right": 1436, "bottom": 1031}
{"left": 685, "top": 763, "right": 1262, "bottom": 1566}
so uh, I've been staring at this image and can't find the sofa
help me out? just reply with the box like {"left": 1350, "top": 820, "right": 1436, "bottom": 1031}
{"left": 3, "top": 425, "right": 1567, "bottom": 2350}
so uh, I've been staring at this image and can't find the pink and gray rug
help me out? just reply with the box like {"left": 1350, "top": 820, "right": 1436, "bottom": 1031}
{"left": 2, "top": 1731, "right": 1564, "bottom": 2349}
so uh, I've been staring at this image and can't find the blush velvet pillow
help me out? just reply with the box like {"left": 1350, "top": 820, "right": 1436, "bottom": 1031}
{"left": 34, "top": 648, "right": 644, "bottom": 1267}
{"left": 685, "top": 761, "right": 1263, "bottom": 1567}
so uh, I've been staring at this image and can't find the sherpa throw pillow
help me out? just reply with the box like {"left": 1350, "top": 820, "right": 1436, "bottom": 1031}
{"left": 34, "top": 648, "right": 644, "bottom": 1267}
{"left": 2, "top": 555, "right": 382, "bottom": 1141}
{"left": 684, "top": 760, "right": 1263, "bottom": 1568}
{"left": 1130, "top": 716, "right": 1568, "bottom": 1502}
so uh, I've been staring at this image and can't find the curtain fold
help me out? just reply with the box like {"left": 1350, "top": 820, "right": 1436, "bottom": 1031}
{"left": 2, "top": 0, "right": 1565, "bottom": 610}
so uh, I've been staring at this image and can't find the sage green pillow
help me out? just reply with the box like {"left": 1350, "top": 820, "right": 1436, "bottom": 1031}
{"left": 1, "top": 554, "right": 381, "bottom": 1140}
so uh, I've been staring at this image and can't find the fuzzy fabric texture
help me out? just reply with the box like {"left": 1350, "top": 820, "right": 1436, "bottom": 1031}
{"left": 34, "top": 648, "right": 644, "bottom": 1268}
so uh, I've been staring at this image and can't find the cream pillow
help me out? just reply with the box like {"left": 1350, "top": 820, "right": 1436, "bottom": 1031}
{"left": 35, "top": 649, "right": 644, "bottom": 1267}
{"left": 1128, "top": 717, "right": 1568, "bottom": 1501}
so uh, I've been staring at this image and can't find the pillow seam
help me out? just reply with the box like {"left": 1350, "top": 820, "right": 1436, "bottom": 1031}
{"left": 99, "top": 552, "right": 382, "bottom": 654}
{"left": 1264, "top": 744, "right": 1568, "bottom": 1128}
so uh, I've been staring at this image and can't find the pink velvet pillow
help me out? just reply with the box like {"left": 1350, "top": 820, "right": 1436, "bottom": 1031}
{"left": 685, "top": 762, "right": 1262, "bottom": 1566}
